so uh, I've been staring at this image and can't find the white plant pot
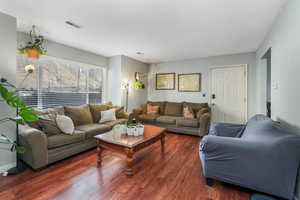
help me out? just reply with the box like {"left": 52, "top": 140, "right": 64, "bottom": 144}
{"left": 137, "top": 125, "right": 144, "bottom": 136}
{"left": 127, "top": 127, "right": 133, "bottom": 136}
{"left": 133, "top": 127, "right": 139, "bottom": 136}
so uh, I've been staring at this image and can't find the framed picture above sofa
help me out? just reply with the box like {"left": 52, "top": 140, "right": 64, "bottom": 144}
{"left": 178, "top": 73, "right": 201, "bottom": 92}
{"left": 156, "top": 73, "right": 175, "bottom": 90}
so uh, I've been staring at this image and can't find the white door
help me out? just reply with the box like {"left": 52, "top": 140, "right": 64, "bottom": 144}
{"left": 210, "top": 65, "right": 247, "bottom": 124}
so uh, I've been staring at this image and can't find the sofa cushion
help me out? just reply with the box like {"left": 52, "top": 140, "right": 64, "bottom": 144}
{"left": 89, "top": 104, "right": 110, "bottom": 123}
{"left": 47, "top": 130, "right": 85, "bottom": 149}
{"left": 140, "top": 104, "right": 148, "bottom": 114}
{"left": 183, "top": 102, "right": 208, "bottom": 113}
{"left": 164, "top": 102, "right": 183, "bottom": 116}
{"left": 176, "top": 118, "right": 199, "bottom": 128}
{"left": 56, "top": 115, "right": 75, "bottom": 135}
{"left": 27, "top": 107, "right": 65, "bottom": 130}
{"left": 64, "top": 105, "right": 93, "bottom": 126}
{"left": 156, "top": 116, "right": 178, "bottom": 125}
{"left": 101, "top": 119, "right": 127, "bottom": 128}
{"left": 38, "top": 114, "right": 61, "bottom": 136}
{"left": 49, "top": 106, "right": 65, "bottom": 115}
{"left": 138, "top": 114, "right": 159, "bottom": 123}
{"left": 147, "top": 101, "right": 166, "bottom": 115}
{"left": 76, "top": 123, "right": 111, "bottom": 139}
{"left": 104, "top": 101, "right": 113, "bottom": 106}
{"left": 99, "top": 108, "right": 116, "bottom": 123}
{"left": 147, "top": 104, "right": 159, "bottom": 115}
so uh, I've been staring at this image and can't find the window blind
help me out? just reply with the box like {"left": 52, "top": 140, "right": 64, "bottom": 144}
{"left": 17, "top": 55, "right": 104, "bottom": 109}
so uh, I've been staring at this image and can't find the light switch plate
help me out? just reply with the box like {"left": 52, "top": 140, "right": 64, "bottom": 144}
{"left": 272, "top": 82, "right": 278, "bottom": 90}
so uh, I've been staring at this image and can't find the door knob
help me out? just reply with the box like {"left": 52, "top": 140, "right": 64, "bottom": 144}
{"left": 212, "top": 94, "right": 216, "bottom": 99}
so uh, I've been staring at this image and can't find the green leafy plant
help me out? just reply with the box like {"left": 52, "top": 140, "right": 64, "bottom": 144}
{"left": 0, "top": 83, "right": 38, "bottom": 153}
{"left": 18, "top": 36, "right": 47, "bottom": 55}
{"left": 134, "top": 80, "right": 145, "bottom": 90}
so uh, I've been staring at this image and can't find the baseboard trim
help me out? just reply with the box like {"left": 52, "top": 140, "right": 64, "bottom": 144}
{"left": 0, "top": 162, "right": 16, "bottom": 172}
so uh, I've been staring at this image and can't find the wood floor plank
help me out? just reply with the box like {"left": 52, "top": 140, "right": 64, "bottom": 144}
{"left": 0, "top": 133, "right": 250, "bottom": 200}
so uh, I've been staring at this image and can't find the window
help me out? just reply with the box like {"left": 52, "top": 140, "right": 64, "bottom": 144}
{"left": 17, "top": 55, "right": 105, "bottom": 109}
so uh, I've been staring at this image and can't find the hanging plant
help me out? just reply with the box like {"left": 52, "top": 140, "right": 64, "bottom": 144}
{"left": 18, "top": 25, "right": 47, "bottom": 59}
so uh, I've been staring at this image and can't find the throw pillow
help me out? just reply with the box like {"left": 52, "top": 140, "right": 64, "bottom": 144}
{"left": 64, "top": 105, "right": 93, "bottom": 126}
{"left": 38, "top": 114, "right": 62, "bottom": 136}
{"left": 183, "top": 106, "right": 194, "bottom": 118}
{"left": 56, "top": 115, "right": 75, "bottom": 135}
{"left": 104, "top": 101, "right": 113, "bottom": 106}
{"left": 99, "top": 109, "right": 116, "bottom": 123}
{"left": 147, "top": 104, "right": 159, "bottom": 115}
{"left": 89, "top": 104, "right": 110, "bottom": 122}
{"left": 147, "top": 101, "right": 166, "bottom": 114}
{"left": 164, "top": 102, "right": 183, "bottom": 116}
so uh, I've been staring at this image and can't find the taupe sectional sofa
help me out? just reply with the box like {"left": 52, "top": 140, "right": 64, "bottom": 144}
{"left": 19, "top": 104, "right": 128, "bottom": 170}
{"left": 133, "top": 101, "right": 211, "bottom": 137}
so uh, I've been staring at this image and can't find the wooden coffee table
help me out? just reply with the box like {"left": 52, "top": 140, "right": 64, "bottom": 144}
{"left": 94, "top": 125, "right": 166, "bottom": 176}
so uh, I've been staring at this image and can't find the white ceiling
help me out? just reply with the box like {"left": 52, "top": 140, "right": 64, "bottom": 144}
{"left": 0, "top": 0, "right": 287, "bottom": 63}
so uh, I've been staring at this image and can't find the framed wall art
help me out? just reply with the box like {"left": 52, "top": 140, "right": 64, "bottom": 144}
{"left": 156, "top": 73, "right": 175, "bottom": 90}
{"left": 178, "top": 73, "right": 201, "bottom": 92}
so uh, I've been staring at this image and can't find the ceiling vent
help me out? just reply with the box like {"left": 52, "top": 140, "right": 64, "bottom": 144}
{"left": 65, "top": 21, "right": 81, "bottom": 29}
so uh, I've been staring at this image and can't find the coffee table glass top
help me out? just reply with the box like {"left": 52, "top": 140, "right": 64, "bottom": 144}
{"left": 94, "top": 125, "right": 166, "bottom": 148}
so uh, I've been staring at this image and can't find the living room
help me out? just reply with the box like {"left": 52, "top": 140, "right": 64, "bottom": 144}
{"left": 0, "top": 0, "right": 299, "bottom": 200}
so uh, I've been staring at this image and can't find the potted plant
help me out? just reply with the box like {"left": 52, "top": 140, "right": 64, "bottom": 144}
{"left": 18, "top": 25, "right": 47, "bottom": 59}
{"left": 0, "top": 82, "right": 38, "bottom": 153}
{"left": 134, "top": 80, "right": 145, "bottom": 90}
{"left": 134, "top": 72, "right": 145, "bottom": 90}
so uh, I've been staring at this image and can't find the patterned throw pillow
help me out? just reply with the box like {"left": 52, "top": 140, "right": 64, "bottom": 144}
{"left": 38, "top": 114, "right": 62, "bottom": 136}
{"left": 183, "top": 106, "right": 194, "bottom": 119}
{"left": 147, "top": 104, "right": 159, "bottom": 115}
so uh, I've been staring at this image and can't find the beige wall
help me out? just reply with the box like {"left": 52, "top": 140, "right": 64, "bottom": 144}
{"left": 107, "top": 55, "right": 149, "bottom": 111}
{"left": 256, "top": 0, "right": 300, "bottom": 198}
{"left": 148, "top": 52, "right": 257, "bottom": 118}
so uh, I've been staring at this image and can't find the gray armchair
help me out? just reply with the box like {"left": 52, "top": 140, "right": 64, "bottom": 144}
{"left": 199, "top": 115, "right": 300, "bottom": 200}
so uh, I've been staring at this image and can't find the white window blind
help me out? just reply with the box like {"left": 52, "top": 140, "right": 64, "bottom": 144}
{"left": 17, "top": 55, "right": 104, "bottom": 109}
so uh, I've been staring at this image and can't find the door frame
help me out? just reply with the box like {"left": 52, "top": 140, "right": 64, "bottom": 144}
{"left": 209, "top": 64, "right": 248, "bottom": 122}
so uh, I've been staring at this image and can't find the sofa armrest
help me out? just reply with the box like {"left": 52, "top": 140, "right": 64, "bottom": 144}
{"left": 200, "top": 135, "right": 253, "bottom": 153}
{"left": 132, "top": 107, "right": 143, "bottom": 117}
{"left": 197, "top": 107, "right": 211, "bottom": 119}
{"left": 199, "top": 136, "right": 280, "bottom": 191}
{"left": 19, "top": 125, "right": 48, "bottom": 170}
{"left": 117, "top": 111, "right": 130, "bottom": 119}
{"left": 209, "top": 122, "right": 245, "bottom": 137}
{"left": 199, "top": 113, "right": 211, "bottom": 136}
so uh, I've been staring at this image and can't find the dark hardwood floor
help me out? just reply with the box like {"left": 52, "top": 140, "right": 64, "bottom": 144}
{"left": 0, "top": 133, "right": 250, "bottom": 200}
